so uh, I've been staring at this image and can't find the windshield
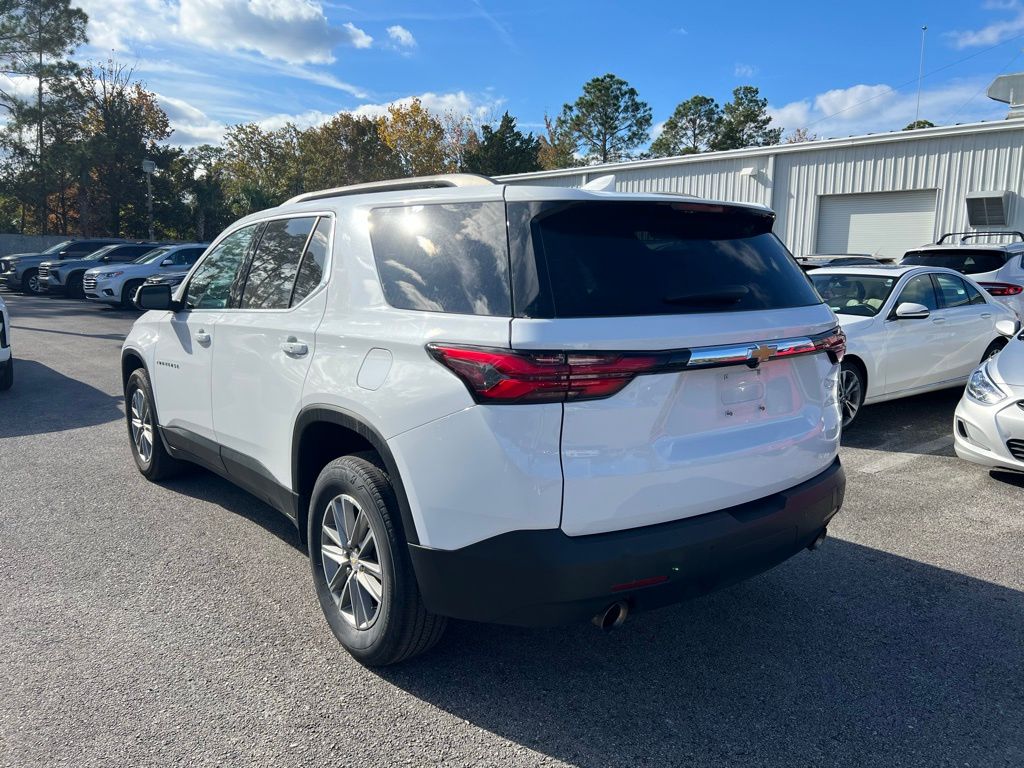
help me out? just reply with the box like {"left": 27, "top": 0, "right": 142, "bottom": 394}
{"left": 43, "top": 240, "right": 73, "bottom": 254}
{"left": 133, "top": 247, "right": 170, "bottom": 264}
{"left": 810, "top": 273, "right": 897, "bottom": 317}
{"left": 902, "top": 249, "right": 1012, "bottom": 275}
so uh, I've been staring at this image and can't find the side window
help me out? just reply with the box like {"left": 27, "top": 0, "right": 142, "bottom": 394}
{"left": 240, "top": 217, "right": 317, "bottom": 310}
{"left": 963, "top": 279, "right": 987, "bottom": 306}
{"left": 897, "top": 274, "right": 939, "bottom": 311}
{"left": 111, "top": 246, "right": 149, "bottom": 262}
{"left": 184, "top": 225, "right": 259, "bottom": 310}
{"left": 934, "top": 273, "right": 971, "bottom": 309}
{"left": 174, "top": 248, "right": 204, "bottom": 266}
{"left": 290, "top": 217, "right": 331, "bottom": 306}
{"left": 369, "top": 203, "right": 510, "bottom": 316}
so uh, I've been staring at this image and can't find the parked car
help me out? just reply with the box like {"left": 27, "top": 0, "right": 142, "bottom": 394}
{"left": 902, "top": 231, "right": 1024, "bottom": 319}
{"left": 954, "top": 320, "right": 1024, "bottom": 471}
{"left": 0, "top": 239, "right": 126, "bottom": 295}
{"left": 809, "top": 264, "right": 1015, "bottom": 426}
{"left": 0, "top": 293, "right": 11, "bottom": 390}
{"left": 84, "top": 243, "right": 208, "bottom": 307}
{"left": 795, "top": 254, "right": 881, "bottom": 272}
{"left": 38, "top": 242, "right": 160, "bottom": 298}
{"left": 142, "top": 270, "right": 191, "bottom": 290}
{"left": 124, "top": 174, "right": 847, "bottom": 665}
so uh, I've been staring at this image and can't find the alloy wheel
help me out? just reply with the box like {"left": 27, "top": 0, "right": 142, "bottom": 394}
{"left": 839, "top": 369, "right": 862, "bottom": 427}
{"left": 130, "top": 388, "right": 154, "bottom": 463}
{"left": 321, "top": 494, "right": 384, "bottom": 630}
{"left": 27, "top": 274, "right": 39, "bottom": 294}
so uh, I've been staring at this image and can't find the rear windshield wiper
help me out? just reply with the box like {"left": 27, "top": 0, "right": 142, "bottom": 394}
{"left": 662, "top": 286, "right": 750, "bottom": 305}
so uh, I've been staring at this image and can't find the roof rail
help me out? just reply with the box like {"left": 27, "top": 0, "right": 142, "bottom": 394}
{"left": 284, "top": 173, "right": 497, "bottom": 205}
{"left": 936, "top": 230, "right": 1024, "bottom": 244}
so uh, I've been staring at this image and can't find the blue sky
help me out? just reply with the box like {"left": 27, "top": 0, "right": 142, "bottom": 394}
{"left": 59, "top": 0, "right": 1024, "bottom": 148}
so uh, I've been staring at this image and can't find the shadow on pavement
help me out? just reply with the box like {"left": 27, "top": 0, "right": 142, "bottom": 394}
{"left": 380, "top": 539, "right": 1023, "bottom": 768}
{"left": 0, "top": 359, "right": 124, "bottom": 438}
{"left": 841, "top": 387, "right": 961, "bottom": 455}
{"left": 160, "top": 467, "right": 304, "bottom": 552}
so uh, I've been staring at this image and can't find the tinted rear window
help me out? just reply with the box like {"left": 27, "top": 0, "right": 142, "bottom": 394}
{"left": 902, "top": 249, "right": 1012, "bottom": 274}
{"left": 369, "top": 203, "right": 510, "bottom": 316}
{"left": 512, "top": 201, "right": 820, "bottom": 318}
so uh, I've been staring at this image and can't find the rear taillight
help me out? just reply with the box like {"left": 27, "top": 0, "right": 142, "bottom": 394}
{"left": 818, "top": 328, "right": 846, "bottom": 363}
{"left": 427, "top": 328, "right": 845, "bottom": 404}
{"left": 979, "top": 282, "right": 1024, "bottom": 296}
{"left": 426, "top": 344, "right": 667, "bottom": 403}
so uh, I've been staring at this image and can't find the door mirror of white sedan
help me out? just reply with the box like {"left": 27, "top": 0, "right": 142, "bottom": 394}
{"left": 894, "top": 302, "right": 931, "bottom": 320}
{"left": 995, "top": 318, "right": 1019, "bottom": 338}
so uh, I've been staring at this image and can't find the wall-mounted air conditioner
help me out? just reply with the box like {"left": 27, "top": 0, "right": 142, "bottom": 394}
{"left": 966, "top": 191, "right": 1012, "bottom": 227}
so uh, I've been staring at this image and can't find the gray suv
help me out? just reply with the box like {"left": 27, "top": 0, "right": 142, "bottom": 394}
{"left": 0, "top": 239, "right": 126, "bottom": 295}
{"left": 38, "top": 242, "right": 159, "bottom": 298}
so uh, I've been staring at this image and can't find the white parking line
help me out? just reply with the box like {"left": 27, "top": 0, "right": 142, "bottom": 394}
{"left": 850, "top": 434, "right": 955, "bottom": 474}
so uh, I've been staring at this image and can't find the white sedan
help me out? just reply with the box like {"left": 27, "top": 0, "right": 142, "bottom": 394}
{"left": 808, "top": 265, "right": 1017, "bottom": 426}
{"left": 954, "top": 324, "right": 1024, "bottom": 472}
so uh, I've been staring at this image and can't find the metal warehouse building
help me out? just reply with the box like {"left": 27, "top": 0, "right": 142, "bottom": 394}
{"left": 499, "top": 118, "right": 1024, "bottom": 259}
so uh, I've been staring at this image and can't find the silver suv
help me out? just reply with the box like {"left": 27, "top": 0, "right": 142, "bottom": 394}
{"left": 124, "top": 174, "right": 847, "bottom": 665}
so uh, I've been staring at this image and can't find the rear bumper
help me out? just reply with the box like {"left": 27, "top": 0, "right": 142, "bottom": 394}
{"left": 408, "top": 458, "right": 845, "bottom": 626}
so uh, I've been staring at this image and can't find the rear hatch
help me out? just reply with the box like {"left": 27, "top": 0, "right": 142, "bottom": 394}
{"left": 508, "top": 197, "right": 842, "bottom": 536}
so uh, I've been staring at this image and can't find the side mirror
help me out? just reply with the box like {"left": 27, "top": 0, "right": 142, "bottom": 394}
{"left": 160, "top": 258, "right": 174, "bottom": 267}
{"left": 894, "top": 302, "right": 930, "bottom": 320}
{"left": 995, "top": 319, "right": 1019, "bottom": 338}
{"left": 134, "top": 283, "right": 179, "bottom": 311}
{"left": 100, "top": 255, "right": 111, "bottom": 262}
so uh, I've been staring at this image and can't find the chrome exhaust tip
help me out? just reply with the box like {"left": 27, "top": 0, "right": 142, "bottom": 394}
{"left": 592, "top": 601, "right": 629, "bottom": 631}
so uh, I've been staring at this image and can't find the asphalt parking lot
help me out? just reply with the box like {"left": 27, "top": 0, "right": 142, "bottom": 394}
{"left": 1, "top": 290, "right": 1022, "bottom": 768}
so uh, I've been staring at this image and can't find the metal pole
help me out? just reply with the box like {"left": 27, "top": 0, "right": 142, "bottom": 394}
{"left": 145, "top": 171, "right": 153, "bottom": 241}
{"left": 915, "top": 25, "right": 928, "bottom": 124}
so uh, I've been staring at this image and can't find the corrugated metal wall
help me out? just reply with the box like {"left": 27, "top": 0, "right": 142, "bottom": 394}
{"left": 502, "top": 123, "right": 1024, "bottom": 255}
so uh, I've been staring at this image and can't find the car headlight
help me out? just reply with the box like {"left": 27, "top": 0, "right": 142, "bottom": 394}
{"left": 100, "top": 271, "right": 124, "bottom": 279}
{"left": 966, "top": 361, "right": 1007, "bottom": 405}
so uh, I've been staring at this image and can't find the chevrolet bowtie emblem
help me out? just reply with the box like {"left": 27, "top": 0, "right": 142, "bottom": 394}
{"left": 745, "top": 344, "right": 777, "bottom": 368}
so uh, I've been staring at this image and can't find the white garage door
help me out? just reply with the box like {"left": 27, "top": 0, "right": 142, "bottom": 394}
{"left": 816, "top": 190, "right": 937, "bottom": 258}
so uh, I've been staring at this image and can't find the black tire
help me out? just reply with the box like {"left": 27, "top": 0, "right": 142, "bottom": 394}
{"left": 125, "top": 368, "right": 183, "bottom": 481}
{"left": 0, "top": 358, "right": 12, "bottom": 391}
{"left": 21, "top": 269, "right": 42, "bottom": 295}
{"left": 120, "top": 279, "right": 144, "bottom": 308}
{"left": 308, "top": 454, "right": 446, "bottom": 666}
{"left": 66, "top": 272, "right": 84, "bottom": 299}
{"left": 839, "top": 360, "right": 866, "bottom": 428}
{"left": 981, "top": 338, "right": 1007, "bottom": 363}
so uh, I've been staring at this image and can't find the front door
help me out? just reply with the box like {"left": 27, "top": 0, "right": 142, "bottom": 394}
{"left": 882, "top": 273, "right": 945, "bottom": 394}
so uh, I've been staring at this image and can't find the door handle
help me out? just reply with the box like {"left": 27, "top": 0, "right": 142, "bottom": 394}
{"left": 281, "top": 337, "right": 308, "bottom": 357}
{"left": 194, "top": 330, "right": 211, "bottom": 344}
{"left": 981, "top": 313, "right": 992, "bottom": 319}
{"left": 931, "top": 317, "right": 946, "bottom": 324}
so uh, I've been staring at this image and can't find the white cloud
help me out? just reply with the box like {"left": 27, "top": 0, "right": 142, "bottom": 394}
{"left": 75, "top": 0, "right": 373, "bottom": 65}
{"left": 734, "top": 63, "right": 757, "bottom": 78}
{"left": 348, "top": 90, "right": 503, "bottom": 121}
{"left": 156, "top": 93, "right": 228, "bottom": 146}
{"left": 386, "top": 25, "right": 416, "bottom": 48}
{"left": 257, "top": 108, "right": 335, "bottom": 131}
{"left": 949, "top": 0, "right": 1024, "bottom": 48}
{"left": 768, "top": 79, "right": 1006, "bottom": 138}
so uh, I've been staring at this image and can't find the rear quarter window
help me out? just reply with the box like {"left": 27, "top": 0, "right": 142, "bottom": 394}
{"left": 369, "top": 203, "right": 510, "bottom": 316}
{"left": 510, "top": 201, "right": 820, "bottom": 318}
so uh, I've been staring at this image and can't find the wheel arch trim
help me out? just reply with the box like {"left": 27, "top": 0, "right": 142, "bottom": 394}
{"left": 292, "top": 405, "right": 420, "bottom": 545}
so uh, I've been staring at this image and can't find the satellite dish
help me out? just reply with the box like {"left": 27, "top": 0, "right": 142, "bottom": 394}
{"left": 988, "top": 74, "right": 1024, "bottom": 116}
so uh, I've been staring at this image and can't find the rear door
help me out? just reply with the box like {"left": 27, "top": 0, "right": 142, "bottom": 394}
{"left": 932, "top": 272, "right": 994, "bottom": 376}
{"left": 211, "top": 215, "right": 330, "bottom": 492}
{"left": 507, "top": 199, "right": 842, "bottom": 536}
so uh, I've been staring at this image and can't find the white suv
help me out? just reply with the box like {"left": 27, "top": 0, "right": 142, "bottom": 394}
{"left": 84, "top": 243, "right": 208, "bottom": 307}
{"left": 123, "top": 174, "right": 847, "bottom": 665}
{"left": 903, "top": 231, "right": 1024, "bottom": 319}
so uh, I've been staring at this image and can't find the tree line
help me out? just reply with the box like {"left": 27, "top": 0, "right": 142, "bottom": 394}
{"left": 0, "top": 0, "right": 888, "bottom": 241}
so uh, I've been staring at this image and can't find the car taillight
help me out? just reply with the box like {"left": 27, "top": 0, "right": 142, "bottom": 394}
{"left": 979, "top": 282, "right": 1024, "bottom": 296}
{"left": 817, "top": 328, "right": 846, "bottom": 363}
{"left": 426, "top": 344, "right": 668, "bottom": 403}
